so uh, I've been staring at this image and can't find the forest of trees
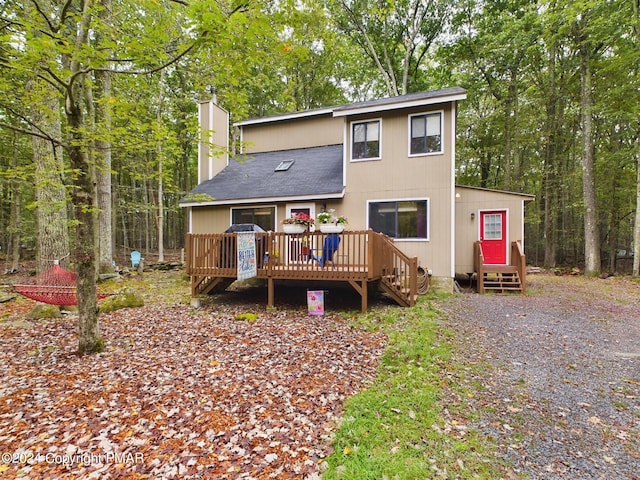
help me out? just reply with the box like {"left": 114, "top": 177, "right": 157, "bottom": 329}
{"left": 1, "top": 1, "right": 638, "bottom": 350}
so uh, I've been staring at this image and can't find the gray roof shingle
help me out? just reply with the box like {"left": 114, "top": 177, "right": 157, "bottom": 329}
{"left": 333, "top": 87, "right": 467, "bottom": 114}
{"left": 181, "top": 144, "right": 344, "bottom": 204}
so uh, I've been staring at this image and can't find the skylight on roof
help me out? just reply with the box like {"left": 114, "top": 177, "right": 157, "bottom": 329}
{"left": 275, "top": 159, "right": 295, "bottom": 171}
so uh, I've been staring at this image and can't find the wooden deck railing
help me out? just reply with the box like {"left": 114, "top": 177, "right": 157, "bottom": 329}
{"left": 511, "top": 240, "right": 526, "bottom": 292}
{"left": 186, "top": 229, "right": 418, "bottom": 311}
{"left": 371, "top": 230, "right": 418, "bottom": 306}
{"left": 474, "top": 240, "right": 486, "bottom": 293}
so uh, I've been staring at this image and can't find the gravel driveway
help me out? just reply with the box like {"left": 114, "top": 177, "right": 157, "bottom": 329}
{"left": 439, "top": 274, "right": 640, "bottom": 480}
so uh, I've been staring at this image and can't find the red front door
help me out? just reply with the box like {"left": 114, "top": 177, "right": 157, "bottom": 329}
{"left": 480, "top": 210, "right": 507, "bottom": 265}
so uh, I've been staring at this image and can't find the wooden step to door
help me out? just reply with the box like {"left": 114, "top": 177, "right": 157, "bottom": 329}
{"left": 481, "top": 267, "right": 522, "bottom": 293}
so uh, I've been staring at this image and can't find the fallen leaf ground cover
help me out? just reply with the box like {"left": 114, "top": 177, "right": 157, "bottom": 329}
{"left": 3, "top": 269, "right": 638, "bottom": 479}
{"left": 0, "top": 272, "right": 387, "bottom": 479}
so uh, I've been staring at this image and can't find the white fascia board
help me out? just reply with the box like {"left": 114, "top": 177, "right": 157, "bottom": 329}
{"left": 179, "top": 190, "right": 345, "bottom": 209}
{"left": 521, "top": 199, "right": 526, "bottom": 251}
{"left": 234, "top": 107, "right": 334, "bottom": 127}
{"left": 332, "top": 93, "right": 467, "bottom": 117}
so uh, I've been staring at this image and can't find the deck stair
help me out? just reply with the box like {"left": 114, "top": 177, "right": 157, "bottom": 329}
{"left": 193, "top": 276, "right": 234, "bottom": 296}
{"left": 474, "top": 240, "right": 527, "bottom": 294}
{"left": 373, "top": 231, "right": 418, "bottom": 308}
{"left": 380, "top": 273, "right": 417, "bottom": 307}
{"left": 480, "top": 265, "right": 522, "bottom": 293}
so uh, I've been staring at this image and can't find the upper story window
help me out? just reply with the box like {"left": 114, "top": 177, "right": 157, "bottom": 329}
{"left": 409, "top": 112, "right": 442, "bottom": 156}
{"left": 351, "top": 119, "right": 381, "bottom": 161}
{"left": 368, "top": 199, "right": 429, "bottom": 240}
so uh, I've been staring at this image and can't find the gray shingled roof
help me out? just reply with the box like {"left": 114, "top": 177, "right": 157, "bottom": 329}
{"left": 180, "top": 144, "right": 344, "bottom": 204}
{"left": 333, "top": 87, "right": 467, "bottom": 114}
{"left": 235, "top": 87, "right": 467, "bottom": 126}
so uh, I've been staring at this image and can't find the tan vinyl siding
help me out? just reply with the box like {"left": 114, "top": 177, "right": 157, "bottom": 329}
{"left": 454, "top": 186, "right": 532, "bottom": 274}
{"left": 343, "top": 105, "right": 455, "bottom": 280}
{"left": 198, "top": 102, "right": 210, "bottom": 183}
{"left": 241, "top": 115, "right": 343, "bottom": 153}
{"left": 199, "top": 101, "right": 229, "bottom": 182}
{"left": 191, "top": 207, "right": 230, "bottom": 234}
{"left": 210, "top": 103, "right": 229, "bottom": 176}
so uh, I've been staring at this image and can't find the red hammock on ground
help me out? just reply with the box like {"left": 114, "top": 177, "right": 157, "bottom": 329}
{"left": 14, "top": 264, "right": 111, "bottom": 306}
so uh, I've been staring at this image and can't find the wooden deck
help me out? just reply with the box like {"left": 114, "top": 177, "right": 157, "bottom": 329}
{"left": 186, "top": 229, "right": 418, "bottom": 312}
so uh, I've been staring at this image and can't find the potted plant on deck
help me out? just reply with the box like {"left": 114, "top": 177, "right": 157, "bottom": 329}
{"left": 317, "top": 209, "right": 348, "bottom": 233}
{"left": 282, "top": 212, "right": 314, "bottom": 234}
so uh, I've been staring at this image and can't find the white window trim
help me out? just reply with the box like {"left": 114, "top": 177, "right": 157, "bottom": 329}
{"left": 366, "top": 197, "right": 430, "bottom": 241}
{"left": 349, "top": 118, "right": 382, "bottom": 162}
{"left": 407, "top": 110, "right": 444, "bottom": 157}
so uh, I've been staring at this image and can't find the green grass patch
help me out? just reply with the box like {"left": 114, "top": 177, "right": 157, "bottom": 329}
{"left": 323, "top": 296, "right": 508, "bottom": 479}
{"left": 234, "top": 312, "right": 258, "bottom": 322}
{"left": 101, "top": 269, "right": 191, "bottom": 306}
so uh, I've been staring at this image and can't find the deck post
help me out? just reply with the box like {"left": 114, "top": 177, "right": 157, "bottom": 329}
{"left": 268, "top": 277, "right": 274, "bottom": 309}
{"left": 361, "top": 280, "right": 367, "bottom": 312}
{"left": 348, "top": 279, "right": 368, "bottom": 313}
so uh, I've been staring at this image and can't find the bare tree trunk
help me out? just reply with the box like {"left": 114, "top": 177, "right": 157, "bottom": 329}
{"left": 120, "top": 191, "right": 129, "bottom": 254}
{"left": 7, "top": 133, "right": 22, "bottom": 272}
{"left": 144, "top": 176, "right": 150, "bottom": 256}
{"left": 95, "top": 69, "right": 113, "bottom": 272}
{"left": 156, "top": 71, "right": 165, "bottom": 262}
{"left": 543, "top": 45, "right": 558, "bottom": 268}
{"left": 633, "top": 148, "right": 640, "bottom": 276}
{"left": 64, "top": 4, "right": 101, "bottom": 355}
{"left": 31, "top": 88, "right": 69, "bottom": 273}
{"left": 579, "top": 36, "right": 601, "bottom": 274}
{"left": 7, "top": 194, "right": 21, "bottom": 272}
{"left": 632, "top": 1, "right": 640, "bottom": 277}
{"left": 96, "top": 0, "right": 113, "bottom": 273}
{"left": 68, "top": 97, "right": 101, "bottom": 354}
{"left": 158, "top": 157, "right": 165, "bottom": 262}
{"left": 503, "top": 74, "right": 518, "bottom": 191}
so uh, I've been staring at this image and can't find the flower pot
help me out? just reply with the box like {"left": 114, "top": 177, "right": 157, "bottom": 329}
{"left": 282, "top": 224, "right": 306, "bottom": 234}
{"left": 319, "top": 224, "right": 345, "bottom": 233}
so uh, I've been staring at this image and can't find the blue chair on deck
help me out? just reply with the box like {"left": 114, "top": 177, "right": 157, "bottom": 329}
{"left": 131, "top": 250, "right": 141, "bottom": 268}
{"left": 316, "top": 233, "right": 341, "bottom": 268}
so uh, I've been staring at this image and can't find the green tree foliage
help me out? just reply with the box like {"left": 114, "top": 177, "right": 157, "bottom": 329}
{"left": 443, "top": 0, "right": 639, "bottom": 272}
{"left": 325, "top": 0, "right": 452, "bottom": 97}
{"left": 1, "top": 0, "right": 639, "bottom": 301}
{"left": 0, "top": 0, "right": 240, "bottom": 353}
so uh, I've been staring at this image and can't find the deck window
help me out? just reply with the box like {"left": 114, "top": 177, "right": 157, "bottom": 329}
{"left": 351, "top": 120, "right": 380, "bottom": 160}
{"left": 409, "top": 112, "right": 442, "bottom": 155}
{"left": 368, "top": 200, "right": 429, "bottom": 239}
{"left": 231, "top": 206, "right": 275, "bottom": 231}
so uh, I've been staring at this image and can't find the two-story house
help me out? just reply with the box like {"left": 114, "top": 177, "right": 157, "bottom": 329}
{"left": 180, "top": 88, "right": 533, "bottom": 308}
